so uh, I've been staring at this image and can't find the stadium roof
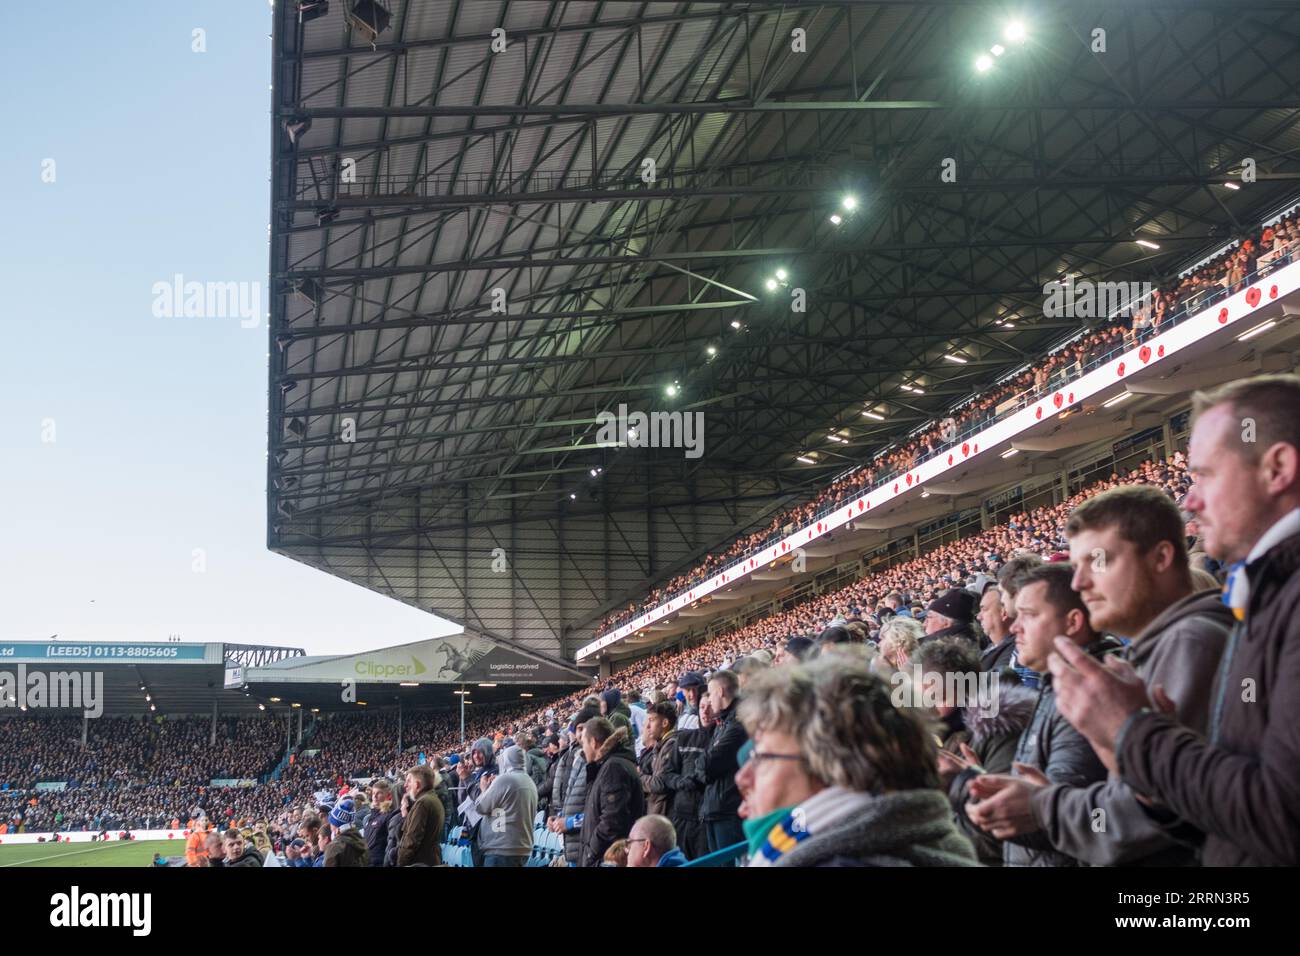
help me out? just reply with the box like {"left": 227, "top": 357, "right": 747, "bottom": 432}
{"left": 267, "top": 0, "right": 1300, "bottom": 662}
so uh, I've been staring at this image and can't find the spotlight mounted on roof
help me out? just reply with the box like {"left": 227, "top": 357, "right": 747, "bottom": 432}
{"left": 975, "top": 54, "right": 994, "bottom": 73}
{"left": 347, "top": 1, "right": 391, "bottom": 48}
{"left": 296, "top": 2, "right": 330, "bottom": 24}
{"left": 1135, "top": 239, "right": 1161, "bottom": 250}
{"left": 283, "top": 113, "right": 313, "bottom": 146}
{"left": 1005, "top": 21, "right": 1028, "bottom": 44}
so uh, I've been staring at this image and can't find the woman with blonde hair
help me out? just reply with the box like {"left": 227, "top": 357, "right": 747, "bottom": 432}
{"left": 734, "top": 657, "right": 978, "bottom": 867}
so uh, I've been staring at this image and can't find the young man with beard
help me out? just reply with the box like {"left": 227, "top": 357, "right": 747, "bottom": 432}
{"left": 965, "top": 563, "right": 1120, "bottom": 865}
{"left": 972, "top": 485, "right": 1231, "bottom": 865}
{"left": 1034, "top": 486, "right": 1227, "bottom": 868}
{"left": 1050, "top": 374, "right": 1300, "bottom": 865}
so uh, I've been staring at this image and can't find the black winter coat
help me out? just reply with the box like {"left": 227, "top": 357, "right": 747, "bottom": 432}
{"left": 699, "top": 701, "right": 748, "bottom": 821}
{"left": 363, "top": 807, "right": 395, "bottom": 867}
{"left": 578, "top": 727, "right": 644, "bottom": 867}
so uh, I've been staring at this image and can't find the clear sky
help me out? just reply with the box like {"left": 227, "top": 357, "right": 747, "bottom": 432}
{"left": 0, "top": 2, "right": 458, "bottom": 654}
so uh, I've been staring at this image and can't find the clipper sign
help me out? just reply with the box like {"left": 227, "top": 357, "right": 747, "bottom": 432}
{"left": 578, "top": 258, "right": 1300, "bottom": 661}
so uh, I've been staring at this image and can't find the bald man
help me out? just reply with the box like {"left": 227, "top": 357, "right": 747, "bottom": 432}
{"left": 627, "top": 814, "right": 687, "bottom": 868}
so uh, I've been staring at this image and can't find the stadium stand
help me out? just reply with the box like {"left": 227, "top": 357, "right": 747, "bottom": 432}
{"left": 594, "top": 209, "right": 1300, "bottom": 639}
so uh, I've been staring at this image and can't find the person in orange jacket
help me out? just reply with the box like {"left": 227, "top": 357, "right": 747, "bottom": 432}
{"left": 185, "top": 818, "right": 211, "bottom": 866}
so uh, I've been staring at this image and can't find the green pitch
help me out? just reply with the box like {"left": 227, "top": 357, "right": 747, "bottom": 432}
{"left": 0, "top": 839, "right": 179, "bottom": 868}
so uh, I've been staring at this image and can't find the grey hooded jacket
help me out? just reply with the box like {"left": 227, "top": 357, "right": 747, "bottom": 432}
{"left": 474, "top": 745, "right": 539, "bottom": 858}
{"left": 1030, "top": 589, "right": 1230, "bottom": 866}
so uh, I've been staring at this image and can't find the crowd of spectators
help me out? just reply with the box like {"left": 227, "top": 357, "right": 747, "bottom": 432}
{"left": 594, "top": 210, "right": 1300, "bottom": 637}
{"left": 0, "top": 453, "right": 1193, "bottom": 837}
{"left": 6, "top": 372, "right": 1298, "bottom": 873}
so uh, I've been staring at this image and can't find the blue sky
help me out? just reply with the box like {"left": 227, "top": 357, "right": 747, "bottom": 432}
{"left": 0, "top": 2, "right": 457, "bottom": 654}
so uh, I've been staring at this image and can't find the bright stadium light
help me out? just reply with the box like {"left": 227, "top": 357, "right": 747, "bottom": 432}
{"left": 706, "top": 345, "right": 717, "bottom": 356}
{"left": 1238, "top": 320, "right": 1276, "bottom": 342}
{"left": 842, "top": 195, "right": 858, "bottom": 211}
{"left": 976, "top": 54, "right": 994, "bottom": 73}
{"left": 775, "top": 268, "right": 788, "bottom": 281}
{"left": 1136, "top": 239, "right": 1161, "bottom": 250}
{"left": 666, "top": 383, "right": 678, "bottom": 397}
{"left": 862, "top": 410, "right": 884, "bottom": 421}
{"left": 569, "top": 493, "right": 577, "bottom": 500}
{"left": 1005, "top": 21, "right": 1027, "bottom": 44}
{"left": 991, "top": 43, "right": 1006, "bottom": 56}
{"left": 765, "top": 278, "right": 779, "bottom": 291}
{"left": 1103, "top": 391, "right": 1133, "bottom": 408}
{"left": 520, "top": 693, "right": 534, "bottom": 698}
{"left": 731, "top": 320, "right": 742, "bottom": 330}
{"left": 829, "top": 213, "right": 843, "bottom": 225}
{"left": 944, "top": 354, "right": 969, "bottom": 364}
{"left": 1001, "top": 448, "right": 1020, "bottom": 458}
{"left": 797, "top": 455, "right": 815, "bottom": 464}
{"left": 400, "top": 681, "right": 419, "bottom": 687}
{"left": 478, "top": 683, "right": 497, "bottom": 688}
{"left": 1223, "top": 182, "right": 1241, "bottom": 190}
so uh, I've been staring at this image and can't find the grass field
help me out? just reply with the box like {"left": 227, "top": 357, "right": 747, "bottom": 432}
{"left": 0, "top": 839, "right": 177, "bottom": 868}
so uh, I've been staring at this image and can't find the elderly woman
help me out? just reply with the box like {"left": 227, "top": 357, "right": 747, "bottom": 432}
{"left": 734, "top": 656, "right": 978, "bottom": 867}
{"left": 875, "top": 616, "right": 924, "bottom": 676}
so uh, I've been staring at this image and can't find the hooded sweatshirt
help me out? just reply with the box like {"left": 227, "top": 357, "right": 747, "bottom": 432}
{"left": 474, "top": 745, "right": 538, "bottom": 858}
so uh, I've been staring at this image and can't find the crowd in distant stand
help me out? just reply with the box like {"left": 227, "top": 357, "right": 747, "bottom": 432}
{"left": 594, "top": 209, "right": 1300, "bottom": 637}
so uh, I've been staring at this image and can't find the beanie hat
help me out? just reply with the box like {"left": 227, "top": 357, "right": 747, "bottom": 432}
{"left": 926, "top": 587, "right": 976, "bottom": 624}
{"left": 328, "top": 799, "right": 355, "bottom": 831}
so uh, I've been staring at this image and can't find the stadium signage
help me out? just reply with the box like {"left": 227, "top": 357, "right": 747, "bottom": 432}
{"left": 355, "top": 656, "right": 427, "bottom": 678}
{"left": 0, "top": 643, "right": 207, "bottom": 662}
{"left": 578, "top": 257, "right": 1300, "bottom": 661}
